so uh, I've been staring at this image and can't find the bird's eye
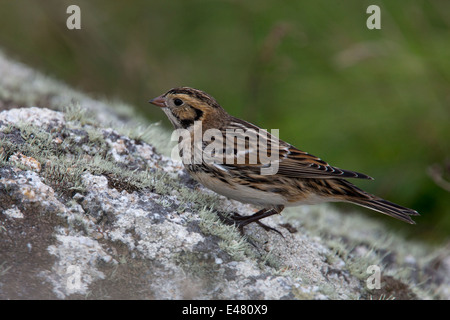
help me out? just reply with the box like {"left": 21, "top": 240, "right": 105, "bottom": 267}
{"left": 174, "top": 98, "right": 183, "bottom": 106}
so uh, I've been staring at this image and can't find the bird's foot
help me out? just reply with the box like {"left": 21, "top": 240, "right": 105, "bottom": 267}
{"left": 217, "top": 211, "right": 283, "bottom": 238}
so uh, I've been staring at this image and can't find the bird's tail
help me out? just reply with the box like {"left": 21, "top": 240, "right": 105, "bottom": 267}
{"left": 334, "top": 180, "right": 420, "bottom": 224}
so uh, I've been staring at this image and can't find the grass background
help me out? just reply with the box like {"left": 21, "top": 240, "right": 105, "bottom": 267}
{"left": 0, "top": 0, "right": 448, "bottom": 241}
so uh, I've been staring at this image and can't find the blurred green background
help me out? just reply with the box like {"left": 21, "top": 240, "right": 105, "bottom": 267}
{"left": 0, "top": 0, "right": 449, "bottom": 241}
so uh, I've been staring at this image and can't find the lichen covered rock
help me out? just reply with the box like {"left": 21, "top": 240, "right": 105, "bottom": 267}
{"left": 0, "top": 51, "right": 449, "bottom": 300}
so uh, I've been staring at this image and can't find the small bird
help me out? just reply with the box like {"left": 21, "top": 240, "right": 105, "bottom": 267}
{"left": 150, "top": 87, "right": 419, "bottom": 231}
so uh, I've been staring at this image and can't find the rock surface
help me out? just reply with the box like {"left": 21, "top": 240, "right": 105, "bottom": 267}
{"left": 0, "top": 51, "right": 449, "bottom": 299}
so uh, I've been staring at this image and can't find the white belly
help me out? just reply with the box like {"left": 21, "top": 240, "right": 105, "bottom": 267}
{"left": 191, "top": 171, "right": 335, "bottom": 208}
{"left": 191, "top": 171, "right": 287, "bottom": 207}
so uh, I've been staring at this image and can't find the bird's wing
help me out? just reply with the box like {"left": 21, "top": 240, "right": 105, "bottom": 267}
{"left": 213, "top": 118, "right": 373, "bottom": 180}
{"left": 275, "top": 144, "right": 373, "bottom": 179}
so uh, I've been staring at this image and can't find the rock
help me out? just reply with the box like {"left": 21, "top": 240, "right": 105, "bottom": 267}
{"left": 0, "top": 51, "right": 449, "bottom": 300}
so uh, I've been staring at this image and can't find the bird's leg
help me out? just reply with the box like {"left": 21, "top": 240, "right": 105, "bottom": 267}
{"left": 218, "top": 206, "right": 284, "bottom": 237}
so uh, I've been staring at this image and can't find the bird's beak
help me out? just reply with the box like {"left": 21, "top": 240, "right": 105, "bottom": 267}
{"left": 149, "top": 95, "right": 166, "bottom": 107}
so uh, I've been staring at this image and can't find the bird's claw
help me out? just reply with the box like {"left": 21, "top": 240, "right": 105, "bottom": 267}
{"left": 217, "top": 212, "right": 284, "bottom": 238}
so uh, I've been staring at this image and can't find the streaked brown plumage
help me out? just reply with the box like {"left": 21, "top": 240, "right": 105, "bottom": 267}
{"left": 150, "top": 87, "right": 419, "bottom": 230}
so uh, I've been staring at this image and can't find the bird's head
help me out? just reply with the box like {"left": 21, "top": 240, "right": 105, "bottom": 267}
{"left": 149, "top": 87, "right": 227, "bottom": 130}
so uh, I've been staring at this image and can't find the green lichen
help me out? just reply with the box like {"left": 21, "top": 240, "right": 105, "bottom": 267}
{"left": 197, "top": 207, "right": 251, "bottom": 261}
{"left": 63, "top": 103, "right": 97, "bottom": 126}
{"left": 115, "top": 122, "right": 173, "bottom": 157}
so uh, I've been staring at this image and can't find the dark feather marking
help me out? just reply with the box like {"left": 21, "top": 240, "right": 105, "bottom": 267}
{"left": 218, "top": 177, "right": 231, "bottom": 185}
{"left": 175, "top": 107, "right": 204, "bottom": 128}
{"left": 180, "top": 119, "right": 194, "bottom": 128}
{"left": 193, "top": 107, "right": 203, "bottom": 121}
{"left": 167, "top": 87, "right": 220, "bottom": 108}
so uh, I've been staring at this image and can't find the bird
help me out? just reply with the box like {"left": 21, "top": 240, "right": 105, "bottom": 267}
{"left": 149, "top": 87, "right": 419, "bottom": 232}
